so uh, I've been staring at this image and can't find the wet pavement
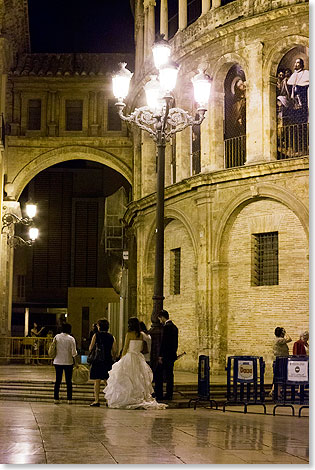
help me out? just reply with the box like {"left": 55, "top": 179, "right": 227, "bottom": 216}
{"left": 0, "top": 400, "right": 308, "bottom": 464}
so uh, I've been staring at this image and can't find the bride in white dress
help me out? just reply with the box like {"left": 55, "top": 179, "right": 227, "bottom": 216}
{"left": 104, "top": 317, "right": 167, "bottom": 410}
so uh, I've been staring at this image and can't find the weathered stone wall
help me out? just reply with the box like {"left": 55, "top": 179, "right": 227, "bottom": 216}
{"left": 227, "top": 198, "right": 308, "bottom": 374}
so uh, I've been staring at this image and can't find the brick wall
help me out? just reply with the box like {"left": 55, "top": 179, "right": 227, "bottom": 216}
{"left": 227, "top": 199, "right": 308, "bottom": 374}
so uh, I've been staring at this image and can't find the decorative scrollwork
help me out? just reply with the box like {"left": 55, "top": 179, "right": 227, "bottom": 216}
{"left": 118, "top": 106, "right": 158, "bottom": 140}
{"left": 117, "top": 105, "right": 206, "bottom": 142}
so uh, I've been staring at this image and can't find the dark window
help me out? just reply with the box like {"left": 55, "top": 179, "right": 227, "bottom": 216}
{"left": 17, "top": 275, "right": 26, "bottom": 298}
{"left": 170, "top": 248, "right": 181, "bottom": 295}
{"left": 192, "top": 114, "right": 201, "bottom": 175}
{"left": 252, "top": 232, "right": 279, "bottom": 286}
{"left": 28, "top": 99, "right": 41, "bottom": 130}
{"left": 66, "top": 100, "right": 83, "bottom": 131}
{"left": 107, "top": 99, "right": 122, "bottom": 131}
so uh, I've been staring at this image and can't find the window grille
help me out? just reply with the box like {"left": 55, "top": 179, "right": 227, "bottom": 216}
{"left": 28, "top": 99, "right": 41, "bottom": 130}
{"left": 252, "top": 232, "right": 279, "bottom": 286}
{"left": 170, "top": 248, "right": 181, "bottom": 295}
{"left": 107, "top": 99, "right": 122, "bottom": 131}
{"left": 66, "top": 100, "right": 83, "bottom": 131}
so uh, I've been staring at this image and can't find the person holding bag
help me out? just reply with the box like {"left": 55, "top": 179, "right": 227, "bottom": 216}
{"left": 89, "top": 318, "right": 117, "bottom": 407}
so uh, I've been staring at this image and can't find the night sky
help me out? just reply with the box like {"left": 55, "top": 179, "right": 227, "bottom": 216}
{"left": 27, "top": 0, "right": 135, "bottom": 53}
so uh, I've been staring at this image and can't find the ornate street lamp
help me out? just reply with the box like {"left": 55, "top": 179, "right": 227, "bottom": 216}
{"left": 112, "top": 36, "right": 211, "bottom": 371}
{"left": 1, "top": 201, "right": 39, "bottom": 248}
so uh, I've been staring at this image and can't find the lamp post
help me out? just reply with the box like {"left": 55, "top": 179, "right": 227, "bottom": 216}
{"left": 1, "top": 201, "right": 39, "bottom": 247}
{"left": 112, "top": 35, "right": 211, "bottom": 371}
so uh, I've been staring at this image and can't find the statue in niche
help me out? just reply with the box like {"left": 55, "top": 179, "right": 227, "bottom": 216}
{"left": 231, "top": 77, "right": 246, "bottom": 136}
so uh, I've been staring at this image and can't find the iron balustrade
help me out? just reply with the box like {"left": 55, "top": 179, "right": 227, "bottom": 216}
{"left": 0, "top": 337, "right": 54, "bottom": 362}
{"left": 277, "top": 123, "right": 309, "bottom": 160}
{"left": 224, "top": 135, "right": 246, "bottom": 168}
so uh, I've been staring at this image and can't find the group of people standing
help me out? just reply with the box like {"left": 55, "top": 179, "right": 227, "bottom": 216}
{"left": 51, "top": 310, "right": 178, "bottom": 409}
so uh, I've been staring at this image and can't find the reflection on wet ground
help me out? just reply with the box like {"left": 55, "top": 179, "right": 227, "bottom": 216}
{"left": 0, "top": 401, "right": 308, "bottom": 464}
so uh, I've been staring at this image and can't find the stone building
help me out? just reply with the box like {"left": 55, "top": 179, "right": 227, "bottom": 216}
{"left": 0, "top": 0, "right": 309, "bottom": 375}
{"left": 125, "top": 0, "right": 309, "bottom": 374}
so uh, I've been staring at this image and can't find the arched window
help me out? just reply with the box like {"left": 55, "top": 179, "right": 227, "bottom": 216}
{"left": 224, "top": 64, "right": 246, "bottom": 168}
{"left": 276, "top": 46, "right": 309, "bottom": 159}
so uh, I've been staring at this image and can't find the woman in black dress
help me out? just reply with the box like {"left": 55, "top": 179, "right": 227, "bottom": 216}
{"left": 89, "top": 318, "right": 117, "bottom": 407}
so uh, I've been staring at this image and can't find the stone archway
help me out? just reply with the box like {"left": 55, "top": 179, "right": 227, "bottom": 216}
{"left": 142, "top": 210, "right": 199, "bottom": 371}
{"left": 5, "top": 145, "right": 132, "bottom": 201}
{"left": 211, "top": 183, "right": 309, "bottom": 373}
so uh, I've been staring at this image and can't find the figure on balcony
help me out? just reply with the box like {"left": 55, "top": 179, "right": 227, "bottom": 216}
{"left": 287, "top": 58, "right": 309, "bottom": 124}
{"left": 231, "top": 78, "right": 246, "bottom": 135}
{"left": 277, "top": 68, "right": 293, "bottom": 124}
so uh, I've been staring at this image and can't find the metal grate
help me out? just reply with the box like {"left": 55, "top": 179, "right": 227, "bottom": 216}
{"left": 170, "top": 248, "right": 181, "bottom": 295}
{"left": 277, "top": 123, "right": 309, "bottom": 159}
{"left": 252, "top": 232, "right": 278, "bottom": 286}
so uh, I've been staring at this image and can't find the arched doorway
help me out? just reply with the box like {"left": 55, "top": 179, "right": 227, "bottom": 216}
{"left": 11, "top": 159, "right": 131, "bottom": 352}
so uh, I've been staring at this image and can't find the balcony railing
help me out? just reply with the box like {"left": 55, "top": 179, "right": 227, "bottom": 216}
{"left": 224, "top": 135, "right": 246, "bottom": 168}
{"left": 277, "top": 123, "right": 309, "bottom": 160}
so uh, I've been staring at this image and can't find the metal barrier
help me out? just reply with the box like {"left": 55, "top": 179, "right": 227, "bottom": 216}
{"left": 223, "top": 356, "right": 266, "bottom": 414}
{"left": 277, "top": 123, "right": 309, "bottom": 159}
{"left": 273, "top": 356, "right": 309, "bottom": 417}
{"left": 224, "top": 135, "right": 246, "bottom": 168}
{"left": 189, "top": 355, "right": 218, "bottom": 410}
{"left": 0, "top": 337, "right": 53, "bottom": 362}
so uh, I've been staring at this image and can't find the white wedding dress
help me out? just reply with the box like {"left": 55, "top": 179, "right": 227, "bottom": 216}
{"left": 103, "top": 339, "right": 167, "bottom": 409}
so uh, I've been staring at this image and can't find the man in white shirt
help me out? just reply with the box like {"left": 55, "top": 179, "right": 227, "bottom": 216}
{"left": 53, "top": 323, "right": 77, "bottom": 404}
{"left": 287, "top": 58, "right": 309, "bottom": 123}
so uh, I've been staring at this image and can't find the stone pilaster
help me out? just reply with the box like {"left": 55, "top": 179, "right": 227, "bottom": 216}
{"left": 211, "top": 261, "right": 229, "bottom": 373}
{"left": 202, "top": 0, "right": 211, "bottom": 15}
{"left": 179, "top": 0, "right": 187, "bottom": 30}
{"left": 141, "top": 131, "right": 156, "bottom": 197}
{"left": 245, "top": 41, "right": 266, "bottom": 164}
{"left": 175, "top": 127, "right": 190, "bottom": 181}
{"left": 11, "top": 90, "right": 21, "bottom": 136}
{"left": 207, "top": 90, "right": 225, "bottom": 171}
{"left": 160, "top": 0, "right": 168, "bottom": 39}
{"left": 48, "top": 91, "right": 57, "bottom": 136}
{"left": 89, "top": 91, "right": 99, "bottom": 136}
{"left": 194, "top": 188, "right": 214, "bottom": 356}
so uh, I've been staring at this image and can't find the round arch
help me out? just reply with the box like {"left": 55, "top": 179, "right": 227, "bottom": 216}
{"left": 5, "top": 145, "right": 132, "bottom": 201}
{"left": 263, "top": 34, "right": 309, "bottom": 79}
{"left": 213, "top": 183, "right": 309, "bottom": 263}
{"left": 211, "top": 52, "right": 249, "bottom": 93}
{"left": 143, "top": 206, "right": 199, "bottom": 275}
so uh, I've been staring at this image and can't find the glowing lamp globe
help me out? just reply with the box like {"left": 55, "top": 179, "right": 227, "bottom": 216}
{"left": 29, "top": 227, "right": 39, "bottom": 241}
{"left": 159, "top": 60, "right": 179, "bottom": 94}
{"left": 25, "top": 202, "right": 37, "bottom": 219}
{"left": 192, "top": 68, "right": 211, "bottom": 109}
{"left": 112, "top": 63, "right": 133, "bottom": 103}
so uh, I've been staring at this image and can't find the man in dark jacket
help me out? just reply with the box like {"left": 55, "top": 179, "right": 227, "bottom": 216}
{"left": 154, "top": 310, "right": 178, "bottom": 401}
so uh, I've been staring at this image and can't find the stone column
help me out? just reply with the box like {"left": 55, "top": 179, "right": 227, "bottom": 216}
{"left": 160, "top": 0, "right": 168, "bottom": 39}
{"left": 210, "top": 261, "right": 229, "bottom": 373}
{"left": 245, "top": 41, "right": 266, "bottom": 164}
{"left": 206, "top": 89, "right": 225, "bottom": 171}
{"left": 48, "top": 91, "right": 57, "bottom": 136}
{"left": 89, "top": 91, "right": 99, "bottom": 136}
{"left": 178, "top": 0, "right": 187, "bottom": 30}
{"left": 176, "top": 127, "right": 191, "bottom": 181}
{"left": 194, "top": 188, "right": 214, "bottom": 357}
{"left": 141, "top": 131, "right": 156, "bottom": 197}
{"left": 144, "top": 0, "right": 155, "bottom": 59}
{"left": 11, "top": 91, "right": 21, "bottom": 136}
{"left": 212, "top": 0, "right": 221, "bottom": 8}
{"left": 263, "top": 75, "right": 277, "bottom": 162}
{"left": 202, "top": 0, "right": 211, "bottom": 15}
{"left": 135, "top": 4, "right": 145, "bottom": 74}
{"left": 133, "top": 127, "right": 142, "bottom": 200}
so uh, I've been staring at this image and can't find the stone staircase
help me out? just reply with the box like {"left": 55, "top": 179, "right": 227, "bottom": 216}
{"left": 0, "top": 379, "right": 234, "bottom": 408}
